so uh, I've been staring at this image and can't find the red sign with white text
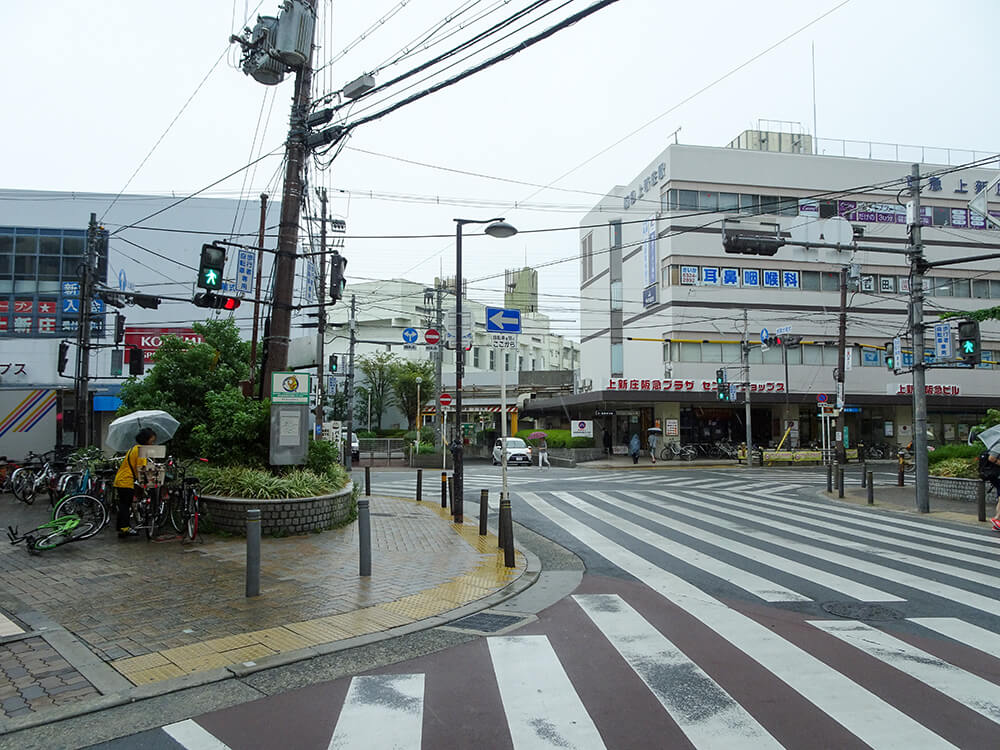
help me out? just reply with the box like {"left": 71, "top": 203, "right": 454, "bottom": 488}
{"left": 439, "top": 393, "right": 453, "bottom": 406}
{"left": 124, "top": 327, "right": 204, "bottom": 364}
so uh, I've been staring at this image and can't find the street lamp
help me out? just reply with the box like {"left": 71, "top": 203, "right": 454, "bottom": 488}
{"left": 414, "top": 376, "right": 422, "bottom": 462}
{"left": 453, "top": 217, "right": 517, "bottom": 523}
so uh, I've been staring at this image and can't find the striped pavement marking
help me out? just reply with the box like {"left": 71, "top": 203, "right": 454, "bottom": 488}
{"left": 488, "top": 635, "right": 607, "bottom": 750}
{"left": 328, "top": 674, "right": 424, "bottom": 750}
{"left": 163, "top": 719, "right": 233, "bottom": 750}
{"left": 518, "top": 491, "right": 957, "bottom": 749}
{"left": 911, "top": 617, "right": 1000, "bottom": 658}
{"left": 574, "top": 594, "right": 782, "bottom": 749}
{"left": 812, "top": 620, "right": 1000, "bottom": 725}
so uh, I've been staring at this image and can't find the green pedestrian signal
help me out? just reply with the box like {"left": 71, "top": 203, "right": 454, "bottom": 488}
{"left": 957, "top": 321, "right": 981, "bottom": 365}
{"left": 198, "top": 244, "right": 226, "bottom": 291}
{"left": 715, "top": 368, "right": 729, "bottom": 401}
{"left": 884, "top": 341, "right": 895, "bottom": 370}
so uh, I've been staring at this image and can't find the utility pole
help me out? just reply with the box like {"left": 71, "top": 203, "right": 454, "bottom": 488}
{"left": 263, "top": 0, "right": 316, "bottom": 388}
{"left": 834, "top": 265, "right": 848, "bottom": 464}
{"left": 344, "top": 294, "right": 357, "bottom": 472}
{"left": 75, "top": 213, "right": 99, "bottom": 448}
{"left": 742, "top": 309, "right": 753, "bottom": 466}
{"left": 909, "top": 163, "right": 930, "bottom": 513}
{"left": 249, "top": 193, "right": 268, "bottom": 387}
{"left": 314, "top": 188, "right": 328, "bottom": 432}
{"left": 435, "top": 283, "right": 444, "bottom": 446}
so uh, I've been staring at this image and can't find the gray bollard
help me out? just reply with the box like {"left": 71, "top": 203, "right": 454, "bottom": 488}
{"left": 867, "top": 472, "right": 874, "bottom": 505}
{"left": 416, "top": 469, "right": 422, "bottom": 502}
{"left": 448, "top": 477, "right": 454, "bottom": 513}
{"left": 861, "top": 465, "right": 868, "bottom": 488}
{"left": 358, "top": 495, "right": 371, "bottom": 577}
{"left": 838, "top": 467, "right": 845, "bottom": 499}
{"left": 498, "top": 491, "right": 506, "bottom": 549}
{"left": 827, "top": 464, "right": 833, "bottom": 493}
{"left": 500, "top": 495, "right": 515, "bottom": 568}
{"left": 365, "top": 466, "right": 371, "bottom": 496}
{"left": 246, "top": 509, "right": 261, "bottom": 598}
{"left": 480, "top": 489, "right": 489, "bottom": 536}
{"left": 977, "top": 480, "right": 987, "bottom": 523}
{"left": 440, "top": 472, "right": 447, "bottom": 508}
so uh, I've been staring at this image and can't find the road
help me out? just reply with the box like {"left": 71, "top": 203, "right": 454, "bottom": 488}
{"left": 86, "top": 464, "right": 1000, "bottom": 749}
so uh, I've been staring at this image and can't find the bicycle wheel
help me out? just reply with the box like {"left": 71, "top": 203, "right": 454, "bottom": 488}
{"left": 658, "top": 445, "right": 672, "bottom": 461}
{"left": 185, "top": 493, "right": 200, "bottom": 541}
{"left": 53, "top": 495, "right": 107, "bottom": 539}
{"left": 31, "top": 527, "right": 72, "bottom": 551}
{"left": 168, "top": 488, "right": 185, "bottom": 533}
{"left": 11, "top": 468, "right": 36, "bottom": 504}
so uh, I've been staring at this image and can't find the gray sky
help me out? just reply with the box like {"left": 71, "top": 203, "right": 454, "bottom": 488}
{"left": 8, "top": 0, "right": 998, "bottom": 338}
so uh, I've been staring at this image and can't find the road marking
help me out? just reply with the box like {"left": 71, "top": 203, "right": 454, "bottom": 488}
{"left": 910, "top": 617, "right": 1000, "bottom": 658}
{"left": 812, "top": 620, "right": 1000, "bottom": 725}
{"left": 574, "top": 594, "right": 782, "bottom": 749}
{"left": 0, "top": 612, "right": 23, "bottom": 636}
{"left": 488, "top": 635, "right": 606, "bottom": 750}
{"left": 162, "top": 720, "right": 233, "bottom": 750}
{"left": 518, "top": 491, "right": 956, "bottom": 749}
{"left": 599, "top": 490, "right": 901, "bottom": 602}
{"left": 552, "top": 491, "right": 809, "bottom": 602}
{"left": 328, "top": 674, "right": 424, "bottom": 750}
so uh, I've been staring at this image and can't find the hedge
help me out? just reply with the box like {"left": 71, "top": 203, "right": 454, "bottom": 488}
{"left": 515, "top": 428, "right": 594, "bottom": 449}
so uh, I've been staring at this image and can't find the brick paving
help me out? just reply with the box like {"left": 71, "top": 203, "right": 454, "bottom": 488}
{"left": 0, "top": 491, "right": 526, "bottom": 728}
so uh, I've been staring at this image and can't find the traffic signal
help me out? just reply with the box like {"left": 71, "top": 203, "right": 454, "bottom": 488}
{"left": 958, "top": 321, "right": 981, "bottom": 365}
{"left": 723, "top": 234, "right": 784, "bottom": 256}
{"left": 715, "top": 368, "right": 729, "bottom": 401}
{"left": 128, "top": 346, "right": 144, "bottom": 376}
{"left": 329, "top": 251, "right": 347, "bottom": 301}
{"left": 58, "top": 341, "right": 70, "bottom": 375}
{"left": 193, "top": 293, "right": 241, "bottom": 310}
{"left": 329, "top": 354, "right": 338, "bottom": 372}
{"left": 197, "top": 244, "right": 226, "bottom": 290}
{"left": 884, "top": 341, "right": 895, "bottom": 370}
{"left": 114, "top": 314, "right": 126, "bottom": 345}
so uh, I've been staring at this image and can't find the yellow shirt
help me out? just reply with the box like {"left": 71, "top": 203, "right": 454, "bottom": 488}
{"left": 114, "top": 445, "right": 146, "bottom": 488}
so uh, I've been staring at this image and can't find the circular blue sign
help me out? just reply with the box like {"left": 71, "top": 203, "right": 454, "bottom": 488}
{"left": 402, "top": 327, "right": 418, "bottom": 343}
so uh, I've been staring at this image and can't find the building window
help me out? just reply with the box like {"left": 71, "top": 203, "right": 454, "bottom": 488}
{"left": 611, "top": 342, "right": 623, "bottom": 376}
{"left": 762, "top": 346, "right": 782, "bottom": 365}
{"left": 663, "top": 341, "right": 671, "bottom": 362}
{"left": 698, "top": 191, "right": 718, "bottom": 211}
{"left": 674, "top": 190, "right": 698, "bottom": 211}
{"left": 701, "top": 343, "right": 722, "bottom": 363}
{"left": 677, "top": 342, "right": 701, "bottom": 362}
{"left": 718, "top": 192, "right": 739, "bottom": 212}
{"left": 580, "top": 233, "right": 593, "bottom": 281}
{"left": 952, "top": 278, "right": 971, "bottom": 297}
{"left": 821, "top": 272, "right": 840, "bottom": 292}
{"left": 489, "top": 349, "right": 496, "bottom": 370}
{"left": 759, "top": 195, "right": 780, "bottom": 214}
{"left": 801, "top": 271, "right": 821, "bottom": 291}
{"left": 803, "top": 345, "right": 823, "bottom": 365}
{"left": 973, "top": 279, "right": 991, "bottom": 298}
{"left": 739, "top": 194, "right": 759, "bottom": 215}
{"left": 610, "top": 280, "right": 623, "bottom": 311}
{"left": 504, "top": 352, "right": 511, "bottom": 371}
{"left": 721, "top": 342, "right": 741, "bottom": 364}
{"left": 473, "top": 347, "right": 480, "bottom": 368}
{"left": 609, "top": 220, "right": 622, "bottom": 249}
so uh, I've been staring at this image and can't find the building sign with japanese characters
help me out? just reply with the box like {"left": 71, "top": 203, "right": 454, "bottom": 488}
{"left": 123, "top": 327, "right": 204, "bottom": 364}
{"left": 607, "top": 378, "right": 786, "bottom": 393}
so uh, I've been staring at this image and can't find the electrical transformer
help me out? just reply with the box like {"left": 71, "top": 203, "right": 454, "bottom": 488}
{"left": 273, "top": 0, "right": 316, "bottom": 67}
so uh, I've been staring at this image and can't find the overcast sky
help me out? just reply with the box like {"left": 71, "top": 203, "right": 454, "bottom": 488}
{"left": 8, "top": 0, "right": 998, "bottom": 339}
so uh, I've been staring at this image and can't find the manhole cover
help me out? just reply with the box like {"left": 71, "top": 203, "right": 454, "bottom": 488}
{"left": 821, "top": 602, "right": 904, "bottom": 621}
{"left": 450, "top": 612, "right": 527, "bottom": 633}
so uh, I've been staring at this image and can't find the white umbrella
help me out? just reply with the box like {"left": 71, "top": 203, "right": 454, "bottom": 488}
{"left": 976, "top": 424, "right": 1000, "bottom": 453}
{"left": 105, "top": 410, "right": 180, "bottom": 452}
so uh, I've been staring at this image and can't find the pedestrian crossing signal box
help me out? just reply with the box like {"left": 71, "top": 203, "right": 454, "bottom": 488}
{"left": 198, "top": 244, "right": 226, "bottom": 290}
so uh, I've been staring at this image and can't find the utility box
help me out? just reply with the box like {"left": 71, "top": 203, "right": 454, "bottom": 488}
{"left": 274, "top": 0, "right": 316, "bottom": 67}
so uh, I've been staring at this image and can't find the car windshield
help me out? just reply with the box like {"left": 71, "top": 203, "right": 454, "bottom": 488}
{"left": 503, "top": 438, "right": 527, "bottom": 448}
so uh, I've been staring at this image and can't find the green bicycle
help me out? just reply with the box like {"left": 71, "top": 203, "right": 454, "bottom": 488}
{"left": 7, "top": 514, "right": 96, "bottom": 554}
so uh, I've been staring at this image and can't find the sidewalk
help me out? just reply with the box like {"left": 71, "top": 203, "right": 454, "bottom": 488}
{"left": 821, "top": 476, "right": 992, "bottom": 527}
{"left": 0, "top": 489, "right": 531, "bottom": 735}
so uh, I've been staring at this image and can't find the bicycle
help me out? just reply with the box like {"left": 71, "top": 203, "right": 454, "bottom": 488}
{"left": 7, "top": 514, "right": 95, "bottom": 554}
{"left": 51, "top": 465, "right": 110, "bottom": 540}
{"left": 167, "top": 457, "right": 207, "bottom": 542}
{"left": 131, "top": 462, "right": 169, "bottom": 540}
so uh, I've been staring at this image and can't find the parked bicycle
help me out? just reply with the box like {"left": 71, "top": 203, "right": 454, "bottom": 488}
{"left": 51, "top": 464, "right": 111, "bottom": 539}
{"left": 166, "top": 457, "right": 208, "bottom": 542}
{"left": 7, "top": 514, "right": 95, "bottom": 554}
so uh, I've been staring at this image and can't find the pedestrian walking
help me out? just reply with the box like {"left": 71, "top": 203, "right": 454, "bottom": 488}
{"left": 114, "top": 427, "right": 157, "bottom": 538}
{"left": 629, "top": 433, "right": 640, "bottom": 465}
{"left": 538, "top": 437, "right": 550, "bottom": 468}
{"left": 603, "top": 429, "right": 612, "bottom": 455}
{"left": 648, "top": 431, "right": 660, "bottom": 464}
{"left": 980, "top": 448, "right": 1000, "bottom": 528}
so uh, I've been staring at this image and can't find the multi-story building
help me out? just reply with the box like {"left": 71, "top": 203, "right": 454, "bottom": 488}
{"left": 523, "top": 130, "right": 1000, "bottom": 452}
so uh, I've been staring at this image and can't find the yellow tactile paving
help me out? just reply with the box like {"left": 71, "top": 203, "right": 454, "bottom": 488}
{"left": 111, "top": 652, "right": 171, "bottom": 674}
{"left": 246, "top": 627, "right": 315, "bottom": 652}
{"left": 219, "top": 644, "right": 278, "bottom": 663}
{"left": 127, "top": 664, "right": 187, "bottom": 685}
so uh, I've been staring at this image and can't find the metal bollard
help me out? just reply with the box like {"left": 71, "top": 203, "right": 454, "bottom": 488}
{"left": 897, "top": 456, "right": 904, "bottom": 487}
{"left": 498, "top": 491, "right": 506, "bottom": 549}
{"left": 827, "top": 464, "right": 833, "bottom": 493}
{"left": 448, "top": 477, "right": 454, "bottom": 513}
{"left": 499, "top": 495, "right": 515, "bottom": 568}
{"left": 861, "top": 465, "right": 867, "bottom": 488}
{"left": 358, "top": 495, "right": 371, "bottom": 576}
{"left": 365, "top": 466, "right": 371, "bottom": 496}
{"left": 480, "top": 489, "right": 488, "bottom": 536}
{"left": 867, "top": 472, "right": 874, "bottom": 505}
{"left": 246, "top": 509, "right": 261, "bottom": 598}
{"left": 977, "top": 480, "right": 987, "bottom": 523}
{"left": 440, "top": 472, "right": 447, "bottom": 508}
{"left": 416, "top": 469, "right": 423, "bottom": 502}
{"left": 838, "top": 467, "right": 845, "bottom": 499}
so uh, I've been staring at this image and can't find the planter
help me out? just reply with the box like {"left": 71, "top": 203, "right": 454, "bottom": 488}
{"left": 201, "top": 482, "right": 355, "bottom": 536}
{"left": 928, "top": 475, "right": 984, "bottom": 503}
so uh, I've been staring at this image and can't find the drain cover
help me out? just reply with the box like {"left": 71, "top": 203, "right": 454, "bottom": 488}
{"left": 821, "top": 602, "right": 904, "bottom": 621}
{"left": 449, "top": 612, "right": 527, "bottom": 633}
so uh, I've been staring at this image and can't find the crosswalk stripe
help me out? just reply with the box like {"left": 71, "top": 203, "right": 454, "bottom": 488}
{"left": 652, "top": 489, "right": 1000, "bottom": 617}
{"left": 328, "top": 674, "right": 424, "bottom": 750}
{"left": 596, "top": 490, "right": 902, "bottom": 602}
{"left": 519, "top": 491, "right": 956, "bottom": 748}
{"left": 552, "top": 491, "right": 809, "bottom": 602}
{"left": 488, "top": 635, "right": 607, "bottom": 750}
{"left": 573, "top": 594, "right": 782, "bottom": 749}
{"left": 811, "top": 620, "right": 1000, "bottom": 725}
{"left": 162, "top": 720, "right": 233, "bottom": 750}
{"left": 910, "top": 617, "right": 1000, "bottom": 658}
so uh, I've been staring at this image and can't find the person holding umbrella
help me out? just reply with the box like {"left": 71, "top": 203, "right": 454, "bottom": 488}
{"left": 647, "top": 424, "right": 662, "bottom": 464}
{"left": 113, "top": 428, "right": 157, "bottom": 537}
{"left": 530, "top": 431, "right": 550, "bottom": 468}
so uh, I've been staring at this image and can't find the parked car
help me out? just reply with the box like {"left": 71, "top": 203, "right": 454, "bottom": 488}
{"left": 493, "top": 437, "right": 532, "bottom": 466}
{"left": 342, "top": 432, "right": 360, "bottom": 461}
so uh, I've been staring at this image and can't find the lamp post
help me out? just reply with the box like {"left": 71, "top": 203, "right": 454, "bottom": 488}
{"left": 453, "top": 217, "right": 517, "bottom": 523}
{"left": 415, "top": 376, "right": 422, "bottom": 462}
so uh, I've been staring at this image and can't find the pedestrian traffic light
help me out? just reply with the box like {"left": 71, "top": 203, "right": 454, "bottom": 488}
{"left": 329, "top": 251, "right": 347, "bottom": 301}
{"left": 193, "top": 293, "right": 241, "bottom": 310}
{"left": 958, "top": 320, "right": 981, "bottom": 365}
{"left": 58, "top": 341, "right": 70, "bottom": 375}
{"left": 114, "top": 313, "right": 126, "bottom": 345}
{"left": 329, "top": 354, "right": 338, "bottom": 372}
{"left": 715, "top": 368, "right": 729, "bottom": 401}
{"left": 884, "top": 341, "right": 895, "bottom": 370}
{"left": 197, "top": 244, "right": 226, "bottom": 290}
{"left": 128, "top": 346, "right": 144, "bottom": 376}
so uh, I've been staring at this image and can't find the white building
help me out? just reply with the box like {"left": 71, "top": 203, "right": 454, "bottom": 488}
{"left": 523, "top": 130, "right": 1000, "bottom": 451}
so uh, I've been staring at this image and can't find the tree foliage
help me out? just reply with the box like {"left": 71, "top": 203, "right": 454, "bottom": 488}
{"left": 391, "top": 359, "right": 436, "bottom": 430}
{"left": 355, "top": 351, "right": 398, "bottom": 429}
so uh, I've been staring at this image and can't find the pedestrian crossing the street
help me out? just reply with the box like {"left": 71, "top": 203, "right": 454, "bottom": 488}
{"left": 143, "top": 481, "right": 1000, "bottom": 749}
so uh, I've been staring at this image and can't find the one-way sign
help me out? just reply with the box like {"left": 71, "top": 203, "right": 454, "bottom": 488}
{"left": 486, "top": 306, "right": 521, "bottom": 334}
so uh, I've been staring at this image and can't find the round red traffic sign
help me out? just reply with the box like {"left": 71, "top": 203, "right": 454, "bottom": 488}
{"left": 817, "top": 393, "right": 828, "bottom": 402}
{"left": 425, "top": 328, "right": 440, "bottom": 345}
{"left": 439, "top": 393, "right": 452, "bottom": 407}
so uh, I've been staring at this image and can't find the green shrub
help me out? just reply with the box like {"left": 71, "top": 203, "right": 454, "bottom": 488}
{"left": 357, "top": 430, "right": 376, "bottom": 439}
{"left": 930, "top": 457, "right": 979, "bottom": 479}
{"left": 193, "top": 465, "right": 348, "bottom": 499}
{"left": 306, "top": 438, "right": 342, "bottom": 475}
{"left": 928, "top": 443, "right": 981, "bottom": 465}
{"left": 515, "top": 428, "right": 594, "bottom": 449}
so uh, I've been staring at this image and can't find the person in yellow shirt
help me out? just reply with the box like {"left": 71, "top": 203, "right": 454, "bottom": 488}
{"left": 114, "top": 428, "right": 157, "bottom": 537}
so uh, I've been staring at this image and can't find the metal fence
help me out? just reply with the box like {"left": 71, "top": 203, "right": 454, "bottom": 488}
{"left": 357, "top": 438, "right": 407, "bottom": 466}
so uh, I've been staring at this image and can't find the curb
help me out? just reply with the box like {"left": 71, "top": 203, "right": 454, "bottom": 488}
{"left": 811, "top": 484, "right": 990, "bottom": 528}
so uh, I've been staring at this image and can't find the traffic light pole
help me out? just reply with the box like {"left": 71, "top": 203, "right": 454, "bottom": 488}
{"left": 315, "top": 188, "right": 328, "bottom": 432}
{"left": 909, "top": 163, "right": 930, "bottom": 514}
{"left": 75, "top": 213, "right": 98, "bottom": 448}
{"left": 249, "top": 193, "right": 268, "bottom": 387}
{"left": 742, "top": 309, "right": 753, "bottom": 467}
{"left": 834, "top": 265, "right": 848, "bottom": 465}
{"left": 344, "top": 294, "right": 357, "bottom": 473}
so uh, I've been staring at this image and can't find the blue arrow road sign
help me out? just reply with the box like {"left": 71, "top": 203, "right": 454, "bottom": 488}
{"left": 760, "top": 328, "right": 769, "bottom": 343}
{"left": 402, "top": 327, "right": 418, "bottom": 343}
{"left": 486, "top": 307, "right": 521, "bottom": 333}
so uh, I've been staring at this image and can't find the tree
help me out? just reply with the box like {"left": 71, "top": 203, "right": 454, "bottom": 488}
{"left": 355, "top": 352, "right": 398, "bottom": 430}
{"left": 391, "top": 359, "right": 436, "bottom": 430}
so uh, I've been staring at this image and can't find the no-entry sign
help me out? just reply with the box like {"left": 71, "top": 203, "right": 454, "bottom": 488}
{"left": 425, "top": 328, "right": 440, "bottom": 345}
{"left": 439, "top": 393, "right": 452, "bottom": 407}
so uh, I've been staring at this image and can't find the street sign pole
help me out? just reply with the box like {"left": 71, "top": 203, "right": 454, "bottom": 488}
{"left": 501, "top": 350, "right": 508, "bottom": 504}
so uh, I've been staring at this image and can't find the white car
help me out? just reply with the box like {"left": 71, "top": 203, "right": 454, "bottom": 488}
{"left": 493, "top": 437, "right": 533, "bottom": 466}
{"left": 342, "top": 432, "right": 360, "bottom": 461}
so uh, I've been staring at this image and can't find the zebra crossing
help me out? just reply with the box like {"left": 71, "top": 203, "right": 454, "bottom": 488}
{"left": 139, "top": 480, "right": 1000, "bottom": 749}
